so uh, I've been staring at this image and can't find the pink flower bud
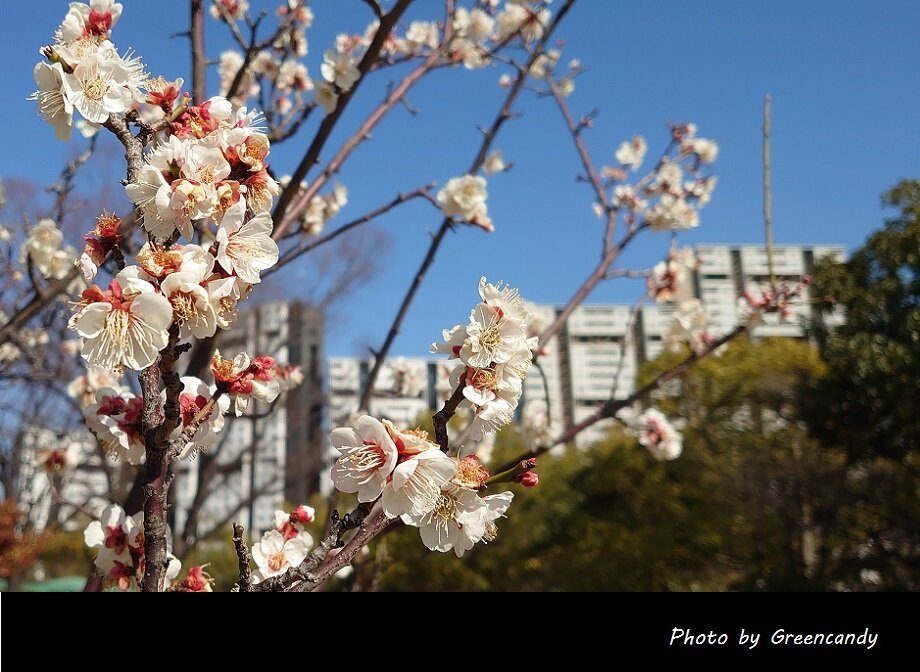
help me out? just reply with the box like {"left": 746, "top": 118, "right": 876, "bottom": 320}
{"left": 520, "top": 471, "right": 539, "bottom": 488}
{"left": 290, "top": 505, "right": 315, "bottom": 525}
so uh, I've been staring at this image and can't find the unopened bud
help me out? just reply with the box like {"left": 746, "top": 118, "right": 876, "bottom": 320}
{"left": 519, "top": 471, "right": 539, "bottom": 488}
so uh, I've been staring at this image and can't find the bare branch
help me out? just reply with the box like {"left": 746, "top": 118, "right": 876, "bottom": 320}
{"left": 270, "top": 184, "right": 437, "bottom": 273}
{"left": 190, "top": 0, "right": 207, "bottom": 102}
{"left": 433, "top": 376, "right": 467, "bottom": 452}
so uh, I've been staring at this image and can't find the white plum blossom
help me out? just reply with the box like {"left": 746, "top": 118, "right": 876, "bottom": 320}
{"left": 251, "top": 529, "right": 312, "bottom": 583}
{"left": 216, "top": 204, "right": 279, "bottom": 284}
{"left": 313, "top": 79, "right": 339, "bottom": 113}
{"left": 687, "top": 137, "right": 719, "bottom": 164}
{"left": 437, "top": 175, "right": 492, "bottom": 231}
{"left": 483, "top": 150, "right": 507, "bottom": 175}
{"left": 615, "top": 135, "right": 648, "bottom": 171}
{"left": 321, "top": 49, "right": 360, "bottom": 91}
{"left": 648, "top": 247, "right": 698, "bottom": 303}
{"left": 21, "top": 219, "right": 76, "bottom": 280}
{"left": 210, "top": 0, "right": 249, "bottom": 21}
{"left": 405, "top": 21, "right": 440, "bottom": 53}
{"left": 82, "top": 386, "right": 145, "bottom": 464}
{"left": 29, "top": 62, "right": 73, "bottom": 141}
{"left": 330, "top": 416, "right": 398, "bottom": 502}
{"left": 63, "top": 52, "right": 136, "bottom": 124}
{"left": 210, "top": 350, "right": 281, "bottom": 416}
{"left": 403, "top": 484, "right": 488, "bottom": 557}
{"left": 72, "top": 267, "right": 173, "bottom": 373}
{"left": 613, "top": 185, "right": 648, "bottom": 213}
{"left": 381, "top": 449, "right": 457, "bottom": 519}
{"left": 646, "top": 195, "right": 700, "bottom": 231}
{"left": 56, "top": 0, "right": 123, "bottom": 43}
{"left": 636, "top": 408, "right": 683, "bottom": 461}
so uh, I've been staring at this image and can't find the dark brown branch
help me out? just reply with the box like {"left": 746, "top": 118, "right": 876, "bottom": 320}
{"left": 190, "top": 0, "right": 207, "bottom": 102}
{"left": 433, "top": 377, "right": 466, "bottom": 452}
{"left": 140, "top": 328, "right": 185, "bottom": 592}
{"left": 232, "top": 523, "right": 253, "bottom": 592}
{"left": 357, "top": 0, "right": 578, "bottom": 411}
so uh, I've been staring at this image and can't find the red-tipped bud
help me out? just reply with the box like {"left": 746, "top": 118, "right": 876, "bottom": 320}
{"left": 519, "top": 471, "right": 539, "bottom": 488}
{"left": 290, "top": 505, "right": 315, "bottom": 525}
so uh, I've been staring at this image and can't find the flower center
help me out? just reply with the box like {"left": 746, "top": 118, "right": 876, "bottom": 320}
{"left": 432, "top": 493, "right": 457, "bottom": 524}
{"left": 198, "top": 165, "right": 216, "bottom": 184}
{"left": 468, "top": 367, "right": 498, "bottom": 391}
{"left": 104, "top": 307, "right": 131, "bottom": 349}
{"left": 340, "top": 443, "right": 386, "bottom": 484}
{"left": 478, "top": 326, "right": 502, "bottom": 351}
{"left": 267, "top": 550, "right": 287, "bottom": 573}
{"left": 170, "top": 291, "right": 198, "bottom": 324}
{"left": 82, "top": 75, "right": 108, "bottom": 102}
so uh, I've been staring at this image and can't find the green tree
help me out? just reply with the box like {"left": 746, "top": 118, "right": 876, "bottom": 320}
{"left": 808, "top": 180, "right": 920, "bottom": 458}
{"left": 805, "top": 179, "right": 920, "bottom": 589}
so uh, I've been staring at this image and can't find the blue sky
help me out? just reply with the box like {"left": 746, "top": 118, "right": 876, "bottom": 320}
{"left": 3, "top": 1, "right": 919, "bottom": 357}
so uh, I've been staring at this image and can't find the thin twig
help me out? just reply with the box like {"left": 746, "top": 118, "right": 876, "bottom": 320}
{"left": 269, "top": 184, "right": 437, "bottom": 274}
{"left": 495, "top": 325, "right": 749, "bottom": 472}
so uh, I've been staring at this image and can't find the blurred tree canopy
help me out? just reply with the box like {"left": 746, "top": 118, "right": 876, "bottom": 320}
{"left": 807, "top": 179, "right": 920, "bottom": 459}
{"left": 373, "top": 338, "right": 855, "bottom": 591}
{"left": 803, "top": 179, "right": 920, "bottom": 588}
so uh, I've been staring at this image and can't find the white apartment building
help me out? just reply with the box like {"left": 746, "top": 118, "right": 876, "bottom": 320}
{"left": 327, "top": 244, "right": 846, "bottom": 451}
{"left": 172, "top": 302, "right": 324, "bottom": 544}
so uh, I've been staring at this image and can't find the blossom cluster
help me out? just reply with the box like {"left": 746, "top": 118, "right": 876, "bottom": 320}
{"left": 215, "top": 1, "right": 556, "bottom": 119}
{"left": 330, "top": 416, "right": 515, "bottom": 557}
{"left": 84, "top": 503, "right": 180, "bottom": 591}
{"left": 600, "top": 124, "right": 719, "bottom": 233}
{"left": 250, "top": 505, "right": 315, "bottom": 583}
{"left": 738, "top": 276, "right": 813, "bottom": 328}
{"left": 80, "top": 374, "right": 231, "bottom": 464}
{"left": 30, "top": 0, "right": 144, "bottom": 141}
{"left": 431, "top": 277, "right": 537, "bottom": 440}
{"left": 21, "top": 219, "right": 77, "bottom": 281}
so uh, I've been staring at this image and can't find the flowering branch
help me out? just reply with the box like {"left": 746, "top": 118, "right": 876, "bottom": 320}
{"left": 271, "top": 0, "right": 415, "bottom": 234}
{"left": 358, "top": 0, "right": 578, "bottom": 411}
